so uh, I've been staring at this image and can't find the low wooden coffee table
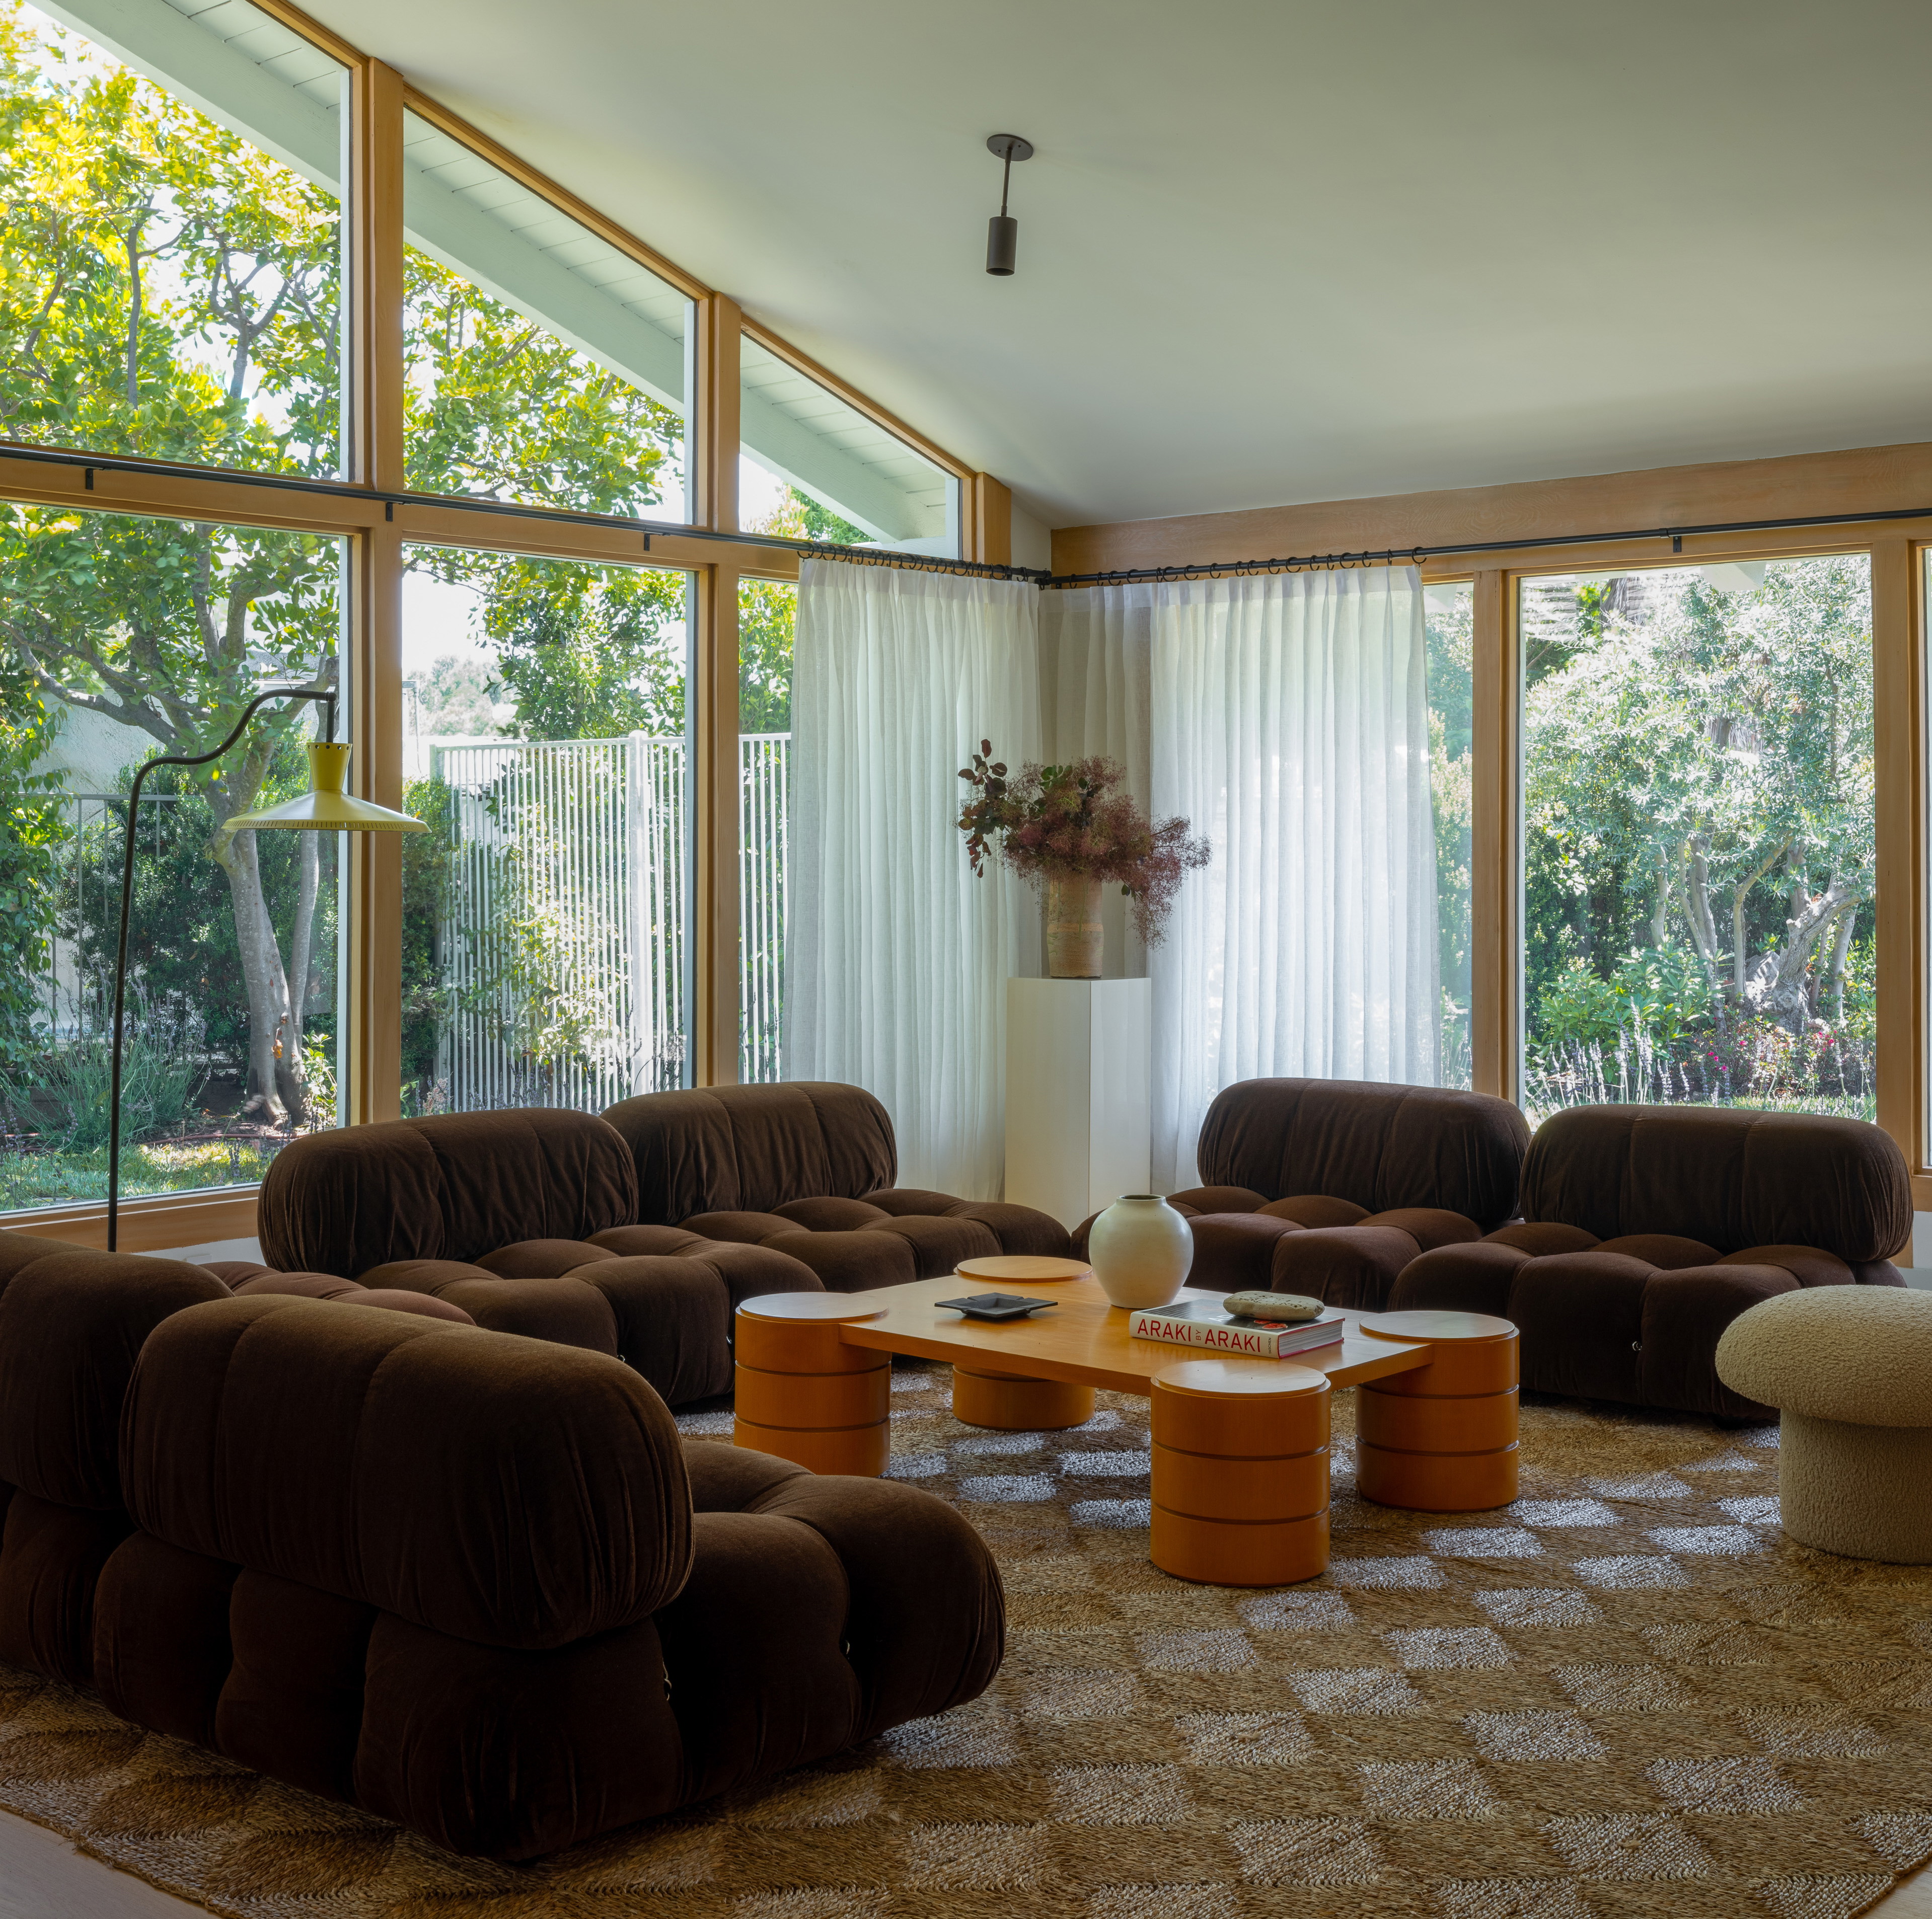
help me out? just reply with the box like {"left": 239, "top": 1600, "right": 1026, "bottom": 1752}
{"left": 732, "top": 1271, "right": 1519, "bottom": 1587}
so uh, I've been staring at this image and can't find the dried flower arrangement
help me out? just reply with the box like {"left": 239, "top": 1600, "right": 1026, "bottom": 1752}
{"left": 956, "top": 741, "right": 1210, "bottom": 956}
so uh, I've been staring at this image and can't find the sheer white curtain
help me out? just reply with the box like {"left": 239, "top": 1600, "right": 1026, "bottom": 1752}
{"left": 1149, "top": 567, "right": 1438, "bottom": 1186}
{"left": 787, "top": 559, "right": 1041, "bottom": 1197}
{"left": 1047, "top": 567, "right": 1439, "bottom": 1190}
{"left": 1038, "top": 580, "right": 1154, "bottom": 979}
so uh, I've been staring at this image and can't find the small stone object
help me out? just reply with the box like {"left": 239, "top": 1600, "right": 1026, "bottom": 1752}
{"left": 1224, "top": 1290, "right": 1324, "bottom": 1323}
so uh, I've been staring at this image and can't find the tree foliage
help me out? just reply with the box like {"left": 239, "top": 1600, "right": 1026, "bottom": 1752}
{"left": 1523, "top": 558, "right": 1876, "bottom": 1113}
{"left": 0, "top": 3, "right": 691, "bottom": 1156}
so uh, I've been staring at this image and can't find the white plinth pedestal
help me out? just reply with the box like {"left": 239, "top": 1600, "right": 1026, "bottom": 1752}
{"left": 1004, "top": 977, "right": 1152, "bottom": 1230}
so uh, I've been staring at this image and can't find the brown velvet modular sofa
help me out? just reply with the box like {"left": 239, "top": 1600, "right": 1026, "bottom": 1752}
{"left": 258, "top": 1086, "right": 1069, "bottom": 1405}
{"left": 0, "top": 1231, "right": 1003, "bottom": 1860}
{"left": 258, "top": 1105, "right": 822, "bottom": 1405}
{"left": 1077, "top": 1077, "right": 1531, "bottom": 1311}
{"left": 1392, "top": 1104, "right": 1913, "bottom": 1418}
{"left": 600, "top": 1081, "right": 1074, "bottom": 1286}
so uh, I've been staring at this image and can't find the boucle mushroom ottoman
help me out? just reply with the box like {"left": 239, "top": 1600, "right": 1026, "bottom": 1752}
{"left": 1715, "top": 1285, "right": 1932, "bottom": 1562}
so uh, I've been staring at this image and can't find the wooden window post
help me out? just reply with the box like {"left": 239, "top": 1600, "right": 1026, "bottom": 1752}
{"left": 1469, "top": 569, "right": 1517, "bottom": 1102}
{"left": 346, "top": 56, "right": 406, "bottom": 1124}
{"left": 691, "top": 297, "right": 742, "bottom": 1085}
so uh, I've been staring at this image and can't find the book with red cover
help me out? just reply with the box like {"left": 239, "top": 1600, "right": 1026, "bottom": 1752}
{"left": 1126, "top": 1299, "right": 1347, "bottom": 1359}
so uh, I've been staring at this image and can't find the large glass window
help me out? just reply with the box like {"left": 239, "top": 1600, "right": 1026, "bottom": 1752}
{"left": 738, "top": 573, "right": 794, "bottom": 1082}
{"left": 739, "top": 336, "right": 958, "bottom": 554}
{"left": 0, "top": 1, "right": 346, "bottom": 476}
{"left": 1426, "top": 581, "right": 1474, "bottom": 1088}
{"left": 402, "top": 113, "right": 689, "bottom": 520}
{"left": 400, "top": 546, "right": 693, "bottom": 1116}
{"left": 0, "top": 504, "right": 346, "bottom": 1210}
{"left": 1521, "top": 556, "right": 1875, "bottom": 1121}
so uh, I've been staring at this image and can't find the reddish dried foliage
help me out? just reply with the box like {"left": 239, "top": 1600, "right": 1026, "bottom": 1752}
{"left": 957, "top": 741, "right": 1209, "bottom": 945}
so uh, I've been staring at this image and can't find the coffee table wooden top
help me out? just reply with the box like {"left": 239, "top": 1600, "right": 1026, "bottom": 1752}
{"left": 758, "top": 1274, "right": 1434, "bottom": 1397}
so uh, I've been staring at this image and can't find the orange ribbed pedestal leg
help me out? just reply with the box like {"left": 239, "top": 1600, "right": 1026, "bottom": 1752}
{"left": 1150, "top": 1360, "right": 1331, "bottom": 1586}
{"left": 1356, "top": 1309, "right": 1519, "bottom": 1512}
{"left": 733, "top": 1293, "right": 890, "bottom": 1476}
{"left": 952, "top": 1365, "right": 1095, "bottom": 1431}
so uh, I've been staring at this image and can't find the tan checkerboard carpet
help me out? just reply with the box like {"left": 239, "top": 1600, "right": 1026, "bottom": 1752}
{"left": 2, "top": 1366, "right": 1930, "bottom": 1918}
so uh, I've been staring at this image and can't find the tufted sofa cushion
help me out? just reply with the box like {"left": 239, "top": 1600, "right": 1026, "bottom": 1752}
{"left": 1516, "top": 1103, "right": 1912, "bottom": 1263}
{"left": 87, "top": 1293, "right": 1004, "bottom": 1860}
{"left": 0, "top": 1232, "right": 489, "bottom": 1691}
{"left": 603, "top": 1085, "right": 1073, "bottom": 1290}
{"left": 259, "top": 1110, "right": 829, "bottom": 1395}
{"left": 1195, "top": 1077, "right": 1532, "bottom": 1229}
{"left": 1393, "top": 1104, "right": 1912, "bottom": 1417}
{"left": 259, "top": 1107, "right": 640, "bottom": 1272}
{"left": 119, "top": 1296, "right": 694, "bottom": 1648}
{"left": 1074, "top": 1078, "right": 1528, "bottom": 1310}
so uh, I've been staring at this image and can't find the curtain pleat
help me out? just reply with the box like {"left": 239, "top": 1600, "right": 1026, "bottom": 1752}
{"left": 787, "top": 559, "right": 1041, "bottom": 1198}
{"left": 1047, "top": 569, "right": 1437, "bottom": 1188}
{"left": 1146, "top": 567, "right": 1439, "bottom": 1187}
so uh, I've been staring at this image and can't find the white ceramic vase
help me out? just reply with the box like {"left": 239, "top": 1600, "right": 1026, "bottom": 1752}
{"left": 1087, "top": 1194, "right": 1193, "bottom": 1310}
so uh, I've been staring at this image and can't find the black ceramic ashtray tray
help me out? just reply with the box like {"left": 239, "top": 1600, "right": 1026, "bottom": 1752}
{"left": 934, "top": 1293, "right": 1058, "bottom": 1322}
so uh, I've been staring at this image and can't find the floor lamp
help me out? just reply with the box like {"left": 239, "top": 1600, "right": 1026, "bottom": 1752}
{"left": 106, "top": 684, "right": 424, "bottom": 1251}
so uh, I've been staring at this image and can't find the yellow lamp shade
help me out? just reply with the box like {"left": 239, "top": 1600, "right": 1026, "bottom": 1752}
{"left": 225, "top": 743, "right": 426, "bottom": 833}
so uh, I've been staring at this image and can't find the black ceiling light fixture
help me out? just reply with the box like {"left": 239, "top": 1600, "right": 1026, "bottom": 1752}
{"left": 985, "top": 133, "right": 1033, "bottom": 276}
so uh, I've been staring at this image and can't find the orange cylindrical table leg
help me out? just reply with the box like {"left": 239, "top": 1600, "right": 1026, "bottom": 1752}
{"left": 734, "top": 1293, "right": 891, "bottom": 1476}
{"left": 1356, "top": 1309, "right": 1519, "bottom": 1512}
{"left": 952, "top": 1365, "right": 1095, "bottom": 1431}
{"left": 1150, "top": 1360, "right": 1331, "bottom": 1586}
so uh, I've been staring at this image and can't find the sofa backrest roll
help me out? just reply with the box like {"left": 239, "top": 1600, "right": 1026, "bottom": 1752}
{"left": 1521, "top": 1104, "right": 1912, "bottom": 1262}
{"left": 1194, "top": 1078, "right": 1530, "bottom": 1231}
{"left": 0, "top": 1247, "right": 229, "bottom": 1509}
{"left": 258, "top": 1108, "right": 638, "bottom": 1277}
{"left": 602, "top": 1082, "right": 898, "bottom": 1223}
{"left": 121, "top": 1295, "right": 692, "bottom": 1648}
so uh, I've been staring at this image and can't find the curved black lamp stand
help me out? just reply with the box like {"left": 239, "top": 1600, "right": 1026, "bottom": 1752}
{"left": 106, "top": 684, "right": 334, "bottom": 1251}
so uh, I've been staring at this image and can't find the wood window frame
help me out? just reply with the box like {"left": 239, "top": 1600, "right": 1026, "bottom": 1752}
{"left": 1, "top": 7, "right": 992, "bottom": 1248}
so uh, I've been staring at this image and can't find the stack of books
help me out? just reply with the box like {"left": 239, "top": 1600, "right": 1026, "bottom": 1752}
{"left": 1127, "top": 1299, "right": 1347, "bottom": 1359}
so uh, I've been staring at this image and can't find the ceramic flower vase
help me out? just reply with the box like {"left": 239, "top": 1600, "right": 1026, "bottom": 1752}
{"left": 1046, "top": 873, "right": 1104, "bottom": 978}
{"left": 1087, "top": 1193, "right": 1193, "bottom": 1310}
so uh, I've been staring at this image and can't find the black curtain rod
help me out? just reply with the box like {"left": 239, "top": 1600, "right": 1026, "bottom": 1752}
{"left": 1045, "top": 501, "right": 1932, "bottom": 589}
{"left": 5, "top": 438, "right": 1928, "bottom": 588}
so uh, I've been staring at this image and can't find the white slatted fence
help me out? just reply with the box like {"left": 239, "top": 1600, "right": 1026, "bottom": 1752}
{"left": 433, "top": 732, "right": 791, "bottom": 1110}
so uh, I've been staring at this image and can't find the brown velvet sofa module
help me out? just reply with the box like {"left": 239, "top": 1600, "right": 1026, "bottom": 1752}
{"left": 0, "top": 1232, "right": 496, "bottom": 1691}
{"left": 1391, "top": 1104, "right": 1913, "bottom": 1419}
{"left": 0, "top": 1241, "right": 230, "bottom": 1687}
{"left": 260, "top": 1106, "right": 827, "bottom": 1402}
{"left": 96, "top": 1295, "right": 1004, "bottom": 1860}
{"left": 1073, "top": 1077, "right": 1530, "bottom": 1311}
{"left": 602, "top": 1082, "right": 1073, "bottom": 1290}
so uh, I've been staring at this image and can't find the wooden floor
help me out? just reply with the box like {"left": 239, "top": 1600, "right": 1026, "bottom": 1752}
{"left": 1880, "top": 1868, "right": 1932, "bottom": 1915}
{"left": 0, "top": 1811, "right": 201, "bottom": 1915}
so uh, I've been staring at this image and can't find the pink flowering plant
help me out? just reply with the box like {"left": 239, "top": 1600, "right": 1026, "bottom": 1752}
{"left": 957, "top": 740, "right": 1210, "bottom": 944}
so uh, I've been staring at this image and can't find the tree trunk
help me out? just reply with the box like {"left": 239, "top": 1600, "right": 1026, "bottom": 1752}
{"left": 207, "top": 820, "right": 293, "bottom": 1126}
{"left": 1683, "top": 836, "right": 1722, "bottom": 990}
{"left": 1743, "top": 874, "right": 1858, "bottom": 1032}
{"left": 1824, "top": 903, "right": 1857, "bottom": 1024}
{"left": 1731, "top": 839, "right": 1792, "bottom": 997}
{"left": 281, "top": 830, "right": 320, "bottom": 1124}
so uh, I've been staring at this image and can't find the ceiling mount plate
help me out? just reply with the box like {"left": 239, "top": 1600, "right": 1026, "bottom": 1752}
{"left": 987, "top": 133, "right": 1034, "bottom": 163}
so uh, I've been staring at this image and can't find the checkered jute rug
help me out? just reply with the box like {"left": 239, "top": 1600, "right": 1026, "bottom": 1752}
{"left": 2, "top": 1366, "right": 1930, "bottom": 1919}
